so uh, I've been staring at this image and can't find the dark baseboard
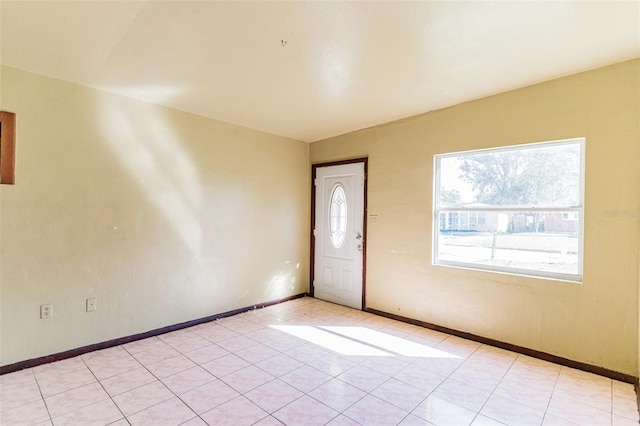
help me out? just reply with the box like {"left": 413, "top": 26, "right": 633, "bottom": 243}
{"left": 0, "top": 292, "right": 308, "bottom": 376}
{"left": 636, "top": 378, "right": 640, "bottom": 417}
{"left": 366, "top": 307, "right": 637, "bottom": 385}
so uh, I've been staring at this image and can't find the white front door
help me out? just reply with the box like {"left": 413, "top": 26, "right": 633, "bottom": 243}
{"left": 313, "top": 162, "right": 365, "bottom": 309}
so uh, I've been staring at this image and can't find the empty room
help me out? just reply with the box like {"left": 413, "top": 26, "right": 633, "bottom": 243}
{"left": 1, "top": 1, "right": 639, "bottom": 425}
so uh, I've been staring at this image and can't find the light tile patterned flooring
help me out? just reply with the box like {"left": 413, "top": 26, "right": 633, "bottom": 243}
{"left": 1, "top": 297, "right": 638, "bottom": 426}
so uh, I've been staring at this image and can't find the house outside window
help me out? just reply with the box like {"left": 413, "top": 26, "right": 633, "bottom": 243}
{"left": 433, "top": 138, "right": 585, "bottom": 282}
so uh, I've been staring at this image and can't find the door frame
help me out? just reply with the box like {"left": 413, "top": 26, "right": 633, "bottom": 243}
{"left": 310, "top": 157, "right": 368, "bottom": 310}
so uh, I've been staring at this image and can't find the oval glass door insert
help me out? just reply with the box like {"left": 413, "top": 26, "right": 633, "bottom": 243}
{"left": 328, "top": 183, "right": 348, "bottom": 248}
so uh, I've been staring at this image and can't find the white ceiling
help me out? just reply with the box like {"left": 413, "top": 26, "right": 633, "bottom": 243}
{"left": 1, "top": 1, "right": 639, "bottom": 142}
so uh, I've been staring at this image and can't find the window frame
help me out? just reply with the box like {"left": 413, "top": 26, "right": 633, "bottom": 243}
{"left": 433, "top": 138, "right": 585, "bottom": 283}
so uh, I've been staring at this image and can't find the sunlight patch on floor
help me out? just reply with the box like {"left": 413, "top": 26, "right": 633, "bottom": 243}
{"left": 272, "top": 323, "right": 460, "bottom": 359}
{"left": 320, "top": 326, "right": 460, "bottom": 358}
{"left": 271, "top": 325, "right": 392, "bottom": 357}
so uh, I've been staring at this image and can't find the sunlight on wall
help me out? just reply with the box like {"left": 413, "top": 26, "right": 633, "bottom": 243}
{"left": 272, "top": 324, "right": 460, "bottom": 359}
{"left": 264, "top": 261, "right": 300, "bottom": 300}
{"left": 99, "top": 95, "right": 203, "bottom": 254}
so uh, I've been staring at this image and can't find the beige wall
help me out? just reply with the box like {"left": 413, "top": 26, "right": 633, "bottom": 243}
{"left": 1, "top": 60, "right": 638, "bottom": 377}
{"left": 311, "top": 60, "right": 640, "bottom": 376}
{"left": 0, "top": 66, "right": 310, "bottom": 367}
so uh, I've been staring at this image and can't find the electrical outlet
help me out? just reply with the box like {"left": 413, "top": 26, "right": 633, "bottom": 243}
{"left": 40, "top": 304, "right": 52, "bottom": 319}
{"left": 86, "top": 297, "right": 97, "bottom": 312}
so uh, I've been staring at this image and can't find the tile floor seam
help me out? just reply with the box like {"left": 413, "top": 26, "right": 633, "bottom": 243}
{"left": 364, "top": 392, "right": 411, "bottom": 425}
{"left": 306, "top": 378, "right": 368, "bottom": 418}
{"left": 485, "top": 352, "right": 538, "bottom": 410}
{"left": 394, "top": 412, "right": 413, "bottom": 426}
{"left": 275, "top": 393, "right": 314, "bottom": 417}
{"left": 221, "top": 374, "right": 277, "bottom": 396}
{"left": 117, "top": 383, "right": 176, "bottom": 418}
{"left": 109, "top": 363, "right": 175, "bottom": 419}
{"left": 82, "top": 356, "right": 128, "bottom": 425}
{"left": 138, "top": 397, "right": 198, "bottom": 425}
{"left": 99, "top": 391, "right": 129, "bottom": 424}
{"left": 441, "top": 340, "right": 481, "bottom": 379}
{"left": 378, "top": 371, "right": 432, "bottom": 415}
{"left": 333, "top": 411, "right": 358, "bottom": 425}
{"left": 610, "top": 379, "right": 613, "bottom": 418}
{"left": 539, "top": 361, "right": 563, "bottom": 426}
{"left": 426, "top": 371, "right": 480, "bottom": 423}
{"left": 173, "top": 384, "right": 221, "bottom": 424}
{"left": 449, "top": 347, "right": 517, "bottom": 426}
{"left": 31, "top": 370, "right": 55, "bottom": 425}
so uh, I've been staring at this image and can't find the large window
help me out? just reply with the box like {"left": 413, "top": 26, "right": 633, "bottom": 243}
{"left": 433, "top": 138, "right": 584, "bottom": 282}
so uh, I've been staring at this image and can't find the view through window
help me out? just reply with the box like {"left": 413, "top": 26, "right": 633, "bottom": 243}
{"left": 433, "top": 138, "right": 584, "bottom": 282}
